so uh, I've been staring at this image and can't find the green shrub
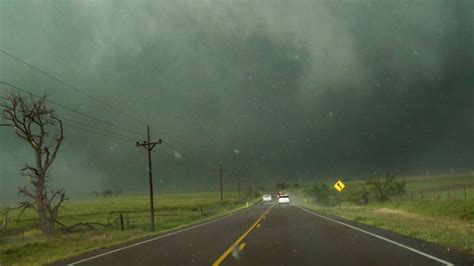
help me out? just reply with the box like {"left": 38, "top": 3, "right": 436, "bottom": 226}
{"left": 393, "top": 179, "right": 407, "bottom": 195}
{"left": 305, "top": 184, "right": 330, "bottom": 203}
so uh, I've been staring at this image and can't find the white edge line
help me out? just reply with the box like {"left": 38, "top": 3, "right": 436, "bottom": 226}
{"left": 297, "top": 205, "right": 454, "bottom": 266}
{"left": 68, "top": 206, "right": 255, "bottom": 265}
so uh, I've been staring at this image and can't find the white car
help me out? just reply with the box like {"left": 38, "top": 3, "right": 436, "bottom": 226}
{"left": 262, "top": 194, "right": 272, "bottom": 202}
{"left": 278, "top": 195, "right": 290, "bottom": 204}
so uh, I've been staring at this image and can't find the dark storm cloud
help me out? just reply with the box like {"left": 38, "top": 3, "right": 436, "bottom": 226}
{"left": 1, "top": 0, "right": 473, "bottom": 201}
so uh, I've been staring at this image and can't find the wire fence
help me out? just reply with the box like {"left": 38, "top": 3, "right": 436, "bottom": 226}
{"left": 393, "top": 184, "right": 474, "bottom": 202}
{"left": 0, "top": 195, "right": 255, "bottom": 246}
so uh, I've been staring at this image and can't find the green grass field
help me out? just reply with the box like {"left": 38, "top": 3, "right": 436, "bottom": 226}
{"left": 299, "top": 175, "right": 474, "bottom": 255}
{"left": 337, "top": 175, "right": 474, "bottom": 195}
{"left": 0, "top": 191, "right": 260, "bottom": 265}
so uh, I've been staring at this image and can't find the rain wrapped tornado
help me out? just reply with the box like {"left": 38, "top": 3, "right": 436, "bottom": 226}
{"left": 2, "top": 1, "right": 472, "bottom": 199}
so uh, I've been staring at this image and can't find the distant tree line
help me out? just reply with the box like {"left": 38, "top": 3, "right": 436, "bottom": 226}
{"left": 90, "top": 186, "right": 123, "bottom": 198}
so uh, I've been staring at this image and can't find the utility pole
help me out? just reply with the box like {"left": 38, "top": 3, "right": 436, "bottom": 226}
{"left": 237, "top": 175, "right": 241, "bottom": 198}
{"left": 247, "top": 176, "right": 251, "bottom": 193}
{"left": 219, "top": 162, "right": 224, "bottom": 201}
{"left": 136, "top": 124, "right": 162, "bottom": 231}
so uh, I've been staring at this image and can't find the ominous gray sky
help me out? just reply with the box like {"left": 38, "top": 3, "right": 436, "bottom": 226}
{"left": 1, "top": 0, "right": 473, "bottom": 201}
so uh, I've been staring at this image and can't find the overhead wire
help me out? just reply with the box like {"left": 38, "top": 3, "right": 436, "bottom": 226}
{"left": 0, "top": 51, "right": 251, "bottom": 176}
{"left": 0, "top": 50, "right": 209, "bottom": 162}
{"left": 59, "top": 115, "right": 138, "bottom": 142}
{"left": 62, "top": 122, "right": 136, "bottom": 143}
{"left": 0, "top": 80, "right": 145, "bottom": 138}
{"left": 1, "top": 93, "right": 140, "bottom": 142}
{"left": 0, "top": 49, "right": 147, "bottom": 125}
{"left": 0, "top": 49, "right": 187, "bottom": 146}
{"left": 0, "top": 81, "right": 223, "bottom": 172}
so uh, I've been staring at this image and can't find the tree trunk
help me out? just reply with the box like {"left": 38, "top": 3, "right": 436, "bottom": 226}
{"left": 37, "top": 198, "right": 54, "bottom": 235}
{"left": 1, "top": 210, "right": 7, "bottom": 229}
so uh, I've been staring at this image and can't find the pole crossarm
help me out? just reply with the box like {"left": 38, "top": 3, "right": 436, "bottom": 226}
{"left": 136, "top": 140, "right": 162, "bottom": 151}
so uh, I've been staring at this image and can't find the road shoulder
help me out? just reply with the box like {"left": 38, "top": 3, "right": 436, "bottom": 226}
{"left": 298, "top": 205, "right": 474, "bottom": 266}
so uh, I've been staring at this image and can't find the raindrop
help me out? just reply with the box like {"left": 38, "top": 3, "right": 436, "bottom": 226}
{"left": 173, "top": 151, "right": 183, "bottom": 160}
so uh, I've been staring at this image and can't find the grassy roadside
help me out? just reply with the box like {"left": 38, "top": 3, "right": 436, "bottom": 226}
{"left": 0, "top": 192, "right": 260, "bottom": 265}
{"left": 303, "top": 200, "right": 473, "bottom": 255}
{"left": 296, "top": 175, "right": 474, "bottom": 255}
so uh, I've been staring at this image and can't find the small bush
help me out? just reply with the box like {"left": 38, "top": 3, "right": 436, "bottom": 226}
{"left": 393, "top": 179, "right": 407, "bottom": 195}
{"left": 366, "top": 174, "right": 407, "bottom": 201}
{"left": 305, "top": 184, "right": 330, "bottom": 204}
{"left": 102, "top": 189, "right": 114, "bottom": 197}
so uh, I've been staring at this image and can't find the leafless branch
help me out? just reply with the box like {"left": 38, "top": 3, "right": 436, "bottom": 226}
{"left": 2, "top": 91, "right": 65, "bottom": 235}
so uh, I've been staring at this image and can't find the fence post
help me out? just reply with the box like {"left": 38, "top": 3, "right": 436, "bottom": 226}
{"left": 120, "top": 214, "right": 124, "bottom": 231}
{"left": 200, "top": 205, "right": 204, "bottom": 216}
{"left": 1, "top": 207, "right": 8, "bottom": 229}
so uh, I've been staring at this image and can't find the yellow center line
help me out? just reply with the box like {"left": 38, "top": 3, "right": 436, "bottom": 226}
{"left": 256, "top": 223, "right": 261, "bottom": 228}
{"left": 212, "top": 204, "right": 274, "bottom": 266}
{"left": 239, "top": 243, "right": 247, "bottom": 251}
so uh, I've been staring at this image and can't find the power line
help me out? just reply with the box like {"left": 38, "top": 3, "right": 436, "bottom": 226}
{"left": 0, "top": 50, "right": 194, "bottom": 154}
{"left": 0, "top": 49, "right": 146, "bottom": 125}
{"left": 2, "top": 92, "right": 146, "bottom": 143}
{"left": 59, "top": 116, "right": 138, "bottom": 142}
{"left": 0, "top": 80, "right": 145, "bottom": 138}
{"left": 63, "top": 122, "right": 136, "bottom": 143}
{"left": 0, "top": 50, "right": 224, "bottom": 158}
{"left": 2, "top": 92, "right": 138, "bottom": 142}
{"left": 1, "top": 84, "right": 247, "bottom": 175}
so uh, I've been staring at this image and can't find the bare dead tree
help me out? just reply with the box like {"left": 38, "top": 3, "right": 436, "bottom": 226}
{"left": 1, "top": 91, "right": 66, "bottom": 236}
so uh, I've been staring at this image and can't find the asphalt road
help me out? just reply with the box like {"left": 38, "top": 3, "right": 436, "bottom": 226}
{"left": 60, "top": 203, "right": 473, "bottom": 266}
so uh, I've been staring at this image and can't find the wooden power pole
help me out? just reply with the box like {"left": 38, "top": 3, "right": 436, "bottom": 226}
{"left": 219, "top": 162, "right": 224, "bottom": 201}
{"left": 136, "top": 124, "right": 162, "bottom": 231}
{"left": 237, "top": 175, "right": 241, "bottom": 198}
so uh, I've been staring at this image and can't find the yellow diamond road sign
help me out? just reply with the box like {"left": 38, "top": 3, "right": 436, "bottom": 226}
{"left": 334, "top": 180, "right": 345, "bottom": 192}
